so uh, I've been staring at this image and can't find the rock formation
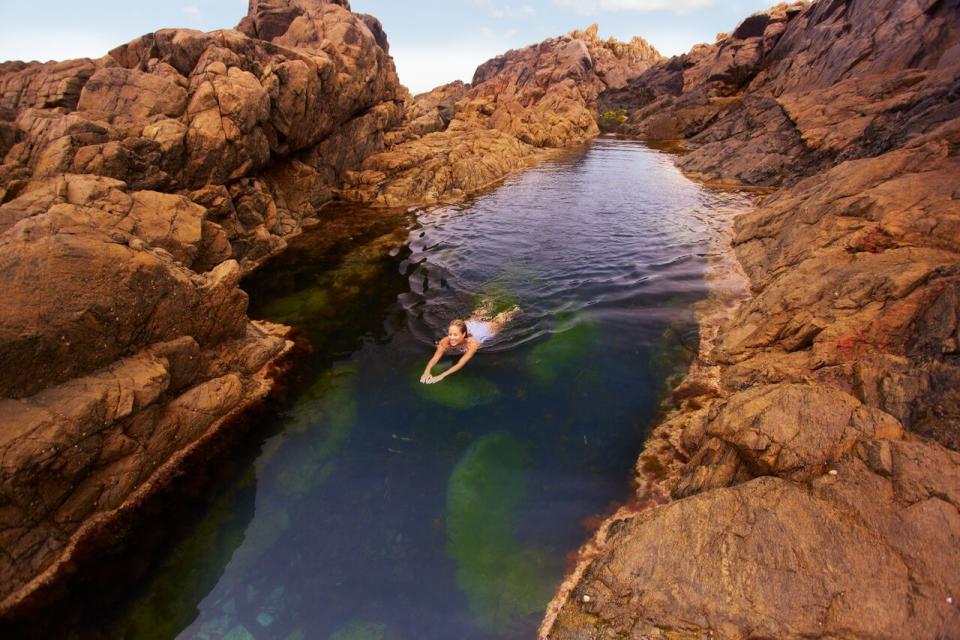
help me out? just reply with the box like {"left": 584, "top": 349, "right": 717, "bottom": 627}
{"left": 2, "top": 0, "right": 957, "bottom": 635}
{"left": 0, "top": 0, "right": 406, "bottom": 622}
{"left": 341, "top": 24, "right": 662, "bottom": 206}
{"left": 545, "top": 1, "right": 960, "bottom": 638}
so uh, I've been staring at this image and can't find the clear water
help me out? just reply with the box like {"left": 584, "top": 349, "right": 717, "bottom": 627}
{"left": 96, "top": 138, "right": 752, "bottom": 640}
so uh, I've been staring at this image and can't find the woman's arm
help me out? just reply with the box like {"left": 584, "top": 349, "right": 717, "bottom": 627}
{"left": 420, "top": 340, "right": 447, "bottom": 383}
{"left": 427, "top": 340, "right": 479, "bottom": 383}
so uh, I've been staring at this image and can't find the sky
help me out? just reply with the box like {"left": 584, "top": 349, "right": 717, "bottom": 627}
{"left": 0, "top": 0, "right": 786, "bottom": 94}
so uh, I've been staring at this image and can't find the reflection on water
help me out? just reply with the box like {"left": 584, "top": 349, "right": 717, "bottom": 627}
{"left": 96, "top": 138, "right": 752, "bottom": 640}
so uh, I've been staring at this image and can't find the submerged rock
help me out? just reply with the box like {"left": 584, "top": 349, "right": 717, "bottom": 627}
{"left": 526, "top": 317, "right": 599, "bottom": 386}
{"left": 328, "top": 619, "right": 400, "bottom": 640}
{"left": 446, "top": 431, "right": 557, "bottom": 630}
{"left": 413, "top": 367, "right": 502, "bottom": 410}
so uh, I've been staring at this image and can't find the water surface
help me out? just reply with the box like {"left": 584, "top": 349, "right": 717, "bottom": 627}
{"left": 100, "top": 138, "right": 751, "bottom": 640}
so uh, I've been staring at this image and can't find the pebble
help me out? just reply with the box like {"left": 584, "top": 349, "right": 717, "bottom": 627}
{"left": 582, "top": 595, "right": 591, "bottom": 603}
{"left": 948, "top": 596, "right": 954, "bottom": 604}
{"left": 828, "top": 470, "right": 838, "bottom": 476}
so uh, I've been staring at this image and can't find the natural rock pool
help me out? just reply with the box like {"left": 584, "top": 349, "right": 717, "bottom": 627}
{"left": 99, "top": 138, "right": 751, "bottom": 639}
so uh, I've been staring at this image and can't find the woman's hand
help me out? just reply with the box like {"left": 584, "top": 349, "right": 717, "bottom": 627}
{"left": 420, "top": 371, "right": 432, "bottom": 383}
{"left": 425, "top": 373, "right": 445, "bottom": 384}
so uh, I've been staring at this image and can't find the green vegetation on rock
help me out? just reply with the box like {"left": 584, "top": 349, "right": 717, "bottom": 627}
{"left": 599, "top": 108, "right": 628, "bottom": 127}
{"left": 260, "top": 286, "right": 333, "bottom": 325}
{"left": 648, "top": 321, "right": 697, "bottom": 399}
{"left": 257, "top": 227, "right": 407, "bottom": 329}
{"left": 445, "top": 431, "right": 556, "bottom": 629}
{"left": 109, "top": 470, "right": 255, "bottom": 640}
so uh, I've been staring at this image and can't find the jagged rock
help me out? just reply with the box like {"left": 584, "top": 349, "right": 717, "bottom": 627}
{"left": 0, "top": 0, "right": 401, "bottom": 621}
{"left": 546, "top": 2, "right": 960, "bottom": 638}
{"left": 342, "top": 26, "right": 661, "bottom": 206}
{"left": 0, "top": 59, "right": 97, "bottom": 113}
{"left": 550, "top": 462, "right": 960, "bottom": 639}
{"left": 612, "top": 0, "right": 960, "bottom": 187}
{"left": 341, "top": 125, "right": 538, "bottom": 206}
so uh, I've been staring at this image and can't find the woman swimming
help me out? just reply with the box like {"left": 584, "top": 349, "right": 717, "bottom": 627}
{"left": 419, "top": 306, "right": 519, "bottom": 384}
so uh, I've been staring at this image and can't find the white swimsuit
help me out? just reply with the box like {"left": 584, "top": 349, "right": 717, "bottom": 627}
{"left": 465, "top": 320, "right": 493, "bottom": 344}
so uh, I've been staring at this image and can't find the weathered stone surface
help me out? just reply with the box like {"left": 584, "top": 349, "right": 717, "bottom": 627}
{"left": 546, "top": 2, "right": 960, "bottom": 638}
{"left": 551, "top": 467, "right": 960, "bottom": 639}
{"left": 0, "top": 59, "right": 97, "bottom": 113}
{"left": 678, "top": 384, "right": 903, "bottom": 491}
{"left": 611, "top": 0, "right": 960, "bottom": 187}
{"left": 343, "top": 25, "right": 661, "bottom": 206}
{"left": 0, "top": 0, "right": 399, "bottom": 619}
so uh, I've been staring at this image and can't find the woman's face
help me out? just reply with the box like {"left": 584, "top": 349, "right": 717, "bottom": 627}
{"left": 448, "top": 325, "right": 466, "bottom": 345}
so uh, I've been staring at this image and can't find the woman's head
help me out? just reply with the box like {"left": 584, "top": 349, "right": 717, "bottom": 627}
{"left": 448, "top": 319, "right": 469, "bottom": 345}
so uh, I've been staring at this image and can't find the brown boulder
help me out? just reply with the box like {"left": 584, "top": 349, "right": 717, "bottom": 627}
{"left": 0, "top": 59, "right": 97, "bottom": 114}
{"left": 549, "top": 464, "right": 960, "bottom": 639}
{"left": 694, "top": 384, "right": 902, "bottom": 484}
{"left": 77, "top": 66, "right": 188, "bottom": 121}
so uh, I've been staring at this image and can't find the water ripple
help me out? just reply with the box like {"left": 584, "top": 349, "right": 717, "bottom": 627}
{"left": 400, "top": 138, "right": 753, "bottom": 352}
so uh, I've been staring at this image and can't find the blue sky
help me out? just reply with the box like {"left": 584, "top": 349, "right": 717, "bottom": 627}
{"left": 0, "top": 0, "right": 782, "bottom": 93}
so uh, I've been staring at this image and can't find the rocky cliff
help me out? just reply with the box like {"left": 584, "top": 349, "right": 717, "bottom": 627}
{"left": 0, "top": 1, "right": 661, "bottom": 624}
{"left": 546, "top": 0, "right": 960, "bottom": 638}
{"left": 2, "top": 0, "right": 957, "bottom": 634}
{"left": 341, "top": 24, "right": 662, "bottom": 206}
{"left": 0, "top": 0, "right": 407, "bottom": 621}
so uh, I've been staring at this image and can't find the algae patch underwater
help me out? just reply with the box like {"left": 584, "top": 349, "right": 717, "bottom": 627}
{"left": 525, "top": 316, "right": 599, "bottom": 386}
{"left": 273, "top": 365, "right": 359, "bottom": 498}
{"left": 445, "top": 431, "right": 556, "bottom": 629}
{"left": 413, "top": 364, "right": 501, "bottom": 410}
{"left": 329, "top": 619, "right": 402, "bottom": 640}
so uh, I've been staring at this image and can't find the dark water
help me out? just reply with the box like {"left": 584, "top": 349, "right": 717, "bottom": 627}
{"left": 98, "top": 138, "right": 751, "bottom": 640}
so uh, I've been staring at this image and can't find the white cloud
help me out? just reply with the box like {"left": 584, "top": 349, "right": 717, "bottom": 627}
{"left": 182, "top": 6, "right": 201, "bottom": 19}
{"left": 553, "top": 0, "right": 715, "bottom": 15}
{"left": 474, "top": 0, "right": 536, "bottom": 19}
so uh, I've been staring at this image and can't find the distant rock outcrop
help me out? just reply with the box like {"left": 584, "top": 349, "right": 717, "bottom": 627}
{"left": 545, "top": 1, "right": 960, "bottom": 638}
{"left": 341, "top": 25, "right": 662, "bottom": 206}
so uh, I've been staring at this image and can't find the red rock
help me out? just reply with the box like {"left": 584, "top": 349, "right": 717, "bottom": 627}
{"left": 544, "top": 2, "right": 960, "bottom": 638}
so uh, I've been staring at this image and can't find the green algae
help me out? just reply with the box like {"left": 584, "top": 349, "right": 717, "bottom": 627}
{"left": 525, "top": 316, "right": 599, "bottom": 386}
{"left": 222, "top": 625, "right": 257, "bottom": 640}
{"left": 108, "top": 471, "right": 256, "bottom": 640}
{"left": 256, "top": 227, "right": 407, "bottom": 329}
{"left": 413, "top": 365, "right": 501, "bottom": 410}
{"left": 224, "top": 365, "right": 358, "bottom": 576}
{"left": 445, "top": 431, "right": 556, "bottom": 630}
{"left": 328, "top": 620, "right": 400, "bottom": 640}
{"left": 272, "top": 365, "right": 358, "bottom": 498}
{"left": 114, "top": 363, "right": 361, "bottom": 639}
{"left": 259, "top": 286, "right": 333, "bottom": 325}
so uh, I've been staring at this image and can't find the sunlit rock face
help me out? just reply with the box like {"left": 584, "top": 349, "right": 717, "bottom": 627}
{"left": 0, "top": 0, "right": 405, "bottom": 620}
{"left": 341, "top": 24, "right": 664, "bottom": 207}
{"left": 546, "top": 2, "right": 960, "bottom": 638}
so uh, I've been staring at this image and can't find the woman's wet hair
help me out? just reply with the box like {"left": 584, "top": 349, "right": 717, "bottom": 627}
{"left": 448, "top": 319, "right": 470, "bottom": 337}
